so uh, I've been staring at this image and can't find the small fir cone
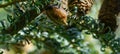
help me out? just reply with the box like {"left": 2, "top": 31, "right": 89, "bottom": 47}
{"left": 77, "top": 0, "right": 93, "bottom": 14}
{"left": 68, "top": 0, "right": 94, "bottom": 16}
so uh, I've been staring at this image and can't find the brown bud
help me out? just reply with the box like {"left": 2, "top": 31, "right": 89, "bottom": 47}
{"left": 45, "top": 5, "right": 68, "bottom": 26}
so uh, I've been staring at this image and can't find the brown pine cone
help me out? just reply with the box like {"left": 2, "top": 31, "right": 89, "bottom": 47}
{"left": 98, "top": 0, "right": 120, "bottom": 33}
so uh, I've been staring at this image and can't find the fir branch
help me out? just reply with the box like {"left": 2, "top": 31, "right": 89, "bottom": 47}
{"left": 0, "top": 0, "right": 27, "bottom": 8}
{"left": 1, "top": 9, "right": 39, "bottom": 35}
